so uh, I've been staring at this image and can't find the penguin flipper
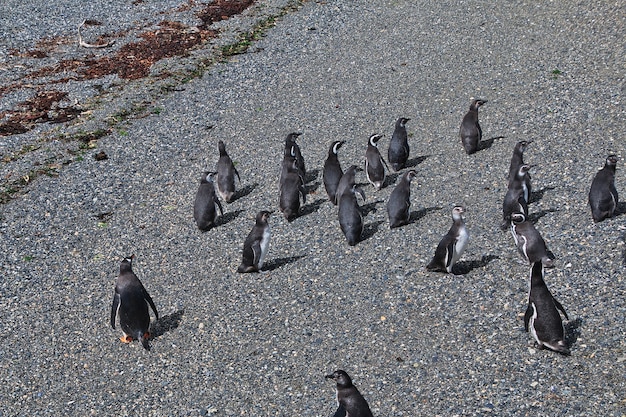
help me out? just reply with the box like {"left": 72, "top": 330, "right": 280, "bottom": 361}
{"left": 332, "top": 405, "right": 347, "bottom": 417}
{"left": 143, "top": 288, "right": 159, "bottom": 321}
{"left": 110, "top": 292, "right": 120, "bottom": 329}
{"left": 233, "top": 165, "right": 241, "bottom": 183}
{"left": 523, "top": 303, "right": 533, "bottom": 332}
{"left": 552, "top": 296, "right": 569, "bottom": 320}
{"left": 355, "top": 187, "right": 366, "bottom": 202}
{"left": 379, "top": 155, "right": 390, "bottom": 172}
{"left": 300, "top": 185, "right": 307, "bottom": 204}
{"left": 251, "top": 241, "right": 262, "bottom": 269}
{"left": 445, "top": 239, "right": 456, "bottom": 268}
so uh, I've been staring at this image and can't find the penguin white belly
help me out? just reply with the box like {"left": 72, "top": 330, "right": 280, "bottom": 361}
{"left": 528, "top": 302, "right": 539, "bottom": 345}
{"left": 450, "top": 226, "right": 469, "bottom": 268}
{"left": 257, "top": 227, "right": 271, "bottom": 268}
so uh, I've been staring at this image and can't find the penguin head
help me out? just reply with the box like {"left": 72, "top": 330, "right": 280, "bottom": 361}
{"left": 285, "top": 132, "right": 302, "bottom": 144}
{"left": 452, "top": 205, "right": 466, "bottom": 220}
{"left": 469, "top": 98, "right": 487, "bottom": 110}
{"left": 606, "top": 154, "right": 618, "bottom": 167}
{"left": 205, "top": 172, "right": 218, "bottom": 182}
{"left": 511, "top": 212, "right": 526, "bottom": 224}
{"left": 120, "top": 254, "right": 135, "bottom": 272}
{"left": 256, "top": 210, "right": 273, "bottom": 224}
{"left": 325, "top": 370, "right": 353, "bottom": 388}
{"left": 518, "top": 164, "right": 533, "bottom": 177}
{"left": 397, "top": 117, "right": 411, "bottom": 127}
{"left": 515, "top": 140, "right": 533, "bottom": 152}
{"left": 217, "top": 140, "right": 227, "bottom": 156}
{"left": 405, "top": 169, "right": 418, "bottom": 182}
{"left": 330, "top": 140, "right": 345, "bottom": 155}
{"left": 351, "top": 185, "right": 366, "bottom": 202}
{"left": 368, "top": 134, "right": 383, "bottom": 147}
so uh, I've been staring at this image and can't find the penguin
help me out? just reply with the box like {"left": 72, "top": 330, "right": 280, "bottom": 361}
{"left": 459, "top": 98, "right": 487, "bottom": 155}
{"left": 387, "top": 169, "right": 417, "bottom": 228}
{"left": 325, "top": 370, "right": 374, "bottom": 417}
{"left": 237, "top": 210, "right": 272, "bottom": 273}
{"left": 279, "top": 159, "right": 306, "bottom": 221}
{"left": 364, "top": 134, "right": 389, "bottom": 190}
{"left": 510, "top": 212, "right": 554, "bottom": 268}
{"left": 193, "top": 171, "right": 224, "bottom": 231}
{"left": 338, "top": 185, "right": 366, "bottom": 246}
{"left": 502, "top": 164, "right": 533, "bottom": 226}
{"left": 508, "top": 140, "right": 533, "bottom": 188}
{"left": 323, "top": 140, "right": 346, "bottom": 205}
{"left": 110, "top": 255, "right": 159, "bottom": 350}
{"left": 388, "top": 117, "right": 411, "bottom": 172}
{"left": 335, "top": 165, "right": 358, "bottom": 204}
{"left": 524, "top": 261, "right": 570, "bottom": 355}
{"left": 588, "top": 154, "right": 619, "bottom": 222}
{"left": 426, "top": 205, "right": 469, "bottom": 273}
{"left": 284, "top": 132, "right": 306, "bottom": 180}
{"left": 215, "top": 140, "right": 241, "bottom": 203}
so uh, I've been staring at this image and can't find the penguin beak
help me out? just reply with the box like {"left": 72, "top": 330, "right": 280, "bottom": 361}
{"left": 324, "top": 374, "right": 336, "bottom": 380}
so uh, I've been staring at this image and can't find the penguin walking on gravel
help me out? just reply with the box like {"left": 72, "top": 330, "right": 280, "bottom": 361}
{"left": 338, "top": 184, "right": 366, "bottom": 246}
{"left": 323, "top": 140, "right": 346, "bottom": 205}
{"left": 508, "top": 140, "right": 533, "bottom": 188}
{"left": 365, "top": 134, "right": 389, "bottom": 190}
{"left": 387, "top": 169, "right": 417, "bottom": 228}
{"left": 110, "top": 255, "right": 159, "bottom": 350}
{"left": 524, "top": 261, "right": 570, "bottom": 355}
{"left": 502, "top": 164, "right": 533, "bottom": 226}
{"left": 588, "top": 154, "right": 619, "bottom": 222}
{"left": 325, "top": 370, "right": 374, "bottom": 417}
{"left": 388, "top": 117, "right": 411, "bottom": 172}
{"left": 279, "top": 159, "right": 306, "bottom": 221}
{"left": 510, "top": 213, "right": 554, "bottom": 268}
{"left": 426, "top": 205, "right": 469, "bottom": 273}
{"left": 459, "top": 98, "right": 487, "bottom": 155}
{"left": 284, "top": 132, "right": 306, "bottom": 180}
{"left": 237, "top": 210, "right": 272, "bottom": 273}
{"left": 216, "top": 140, "right": 240, "bottom": 203}
{"left": 193, "top": 171, "right": 224, "bottom": 231}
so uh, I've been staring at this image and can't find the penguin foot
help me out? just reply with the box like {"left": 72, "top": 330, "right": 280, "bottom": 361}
{"left": 120, "top": 335, "right": 133, "bottom": 343}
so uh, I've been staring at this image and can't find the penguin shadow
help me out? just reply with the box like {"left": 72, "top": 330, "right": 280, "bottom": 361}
{"left": 304, "top": 181, "right": 321, "bottom": 194}
{"left": 384, "top": 172, "right": 402, "bottom": 187}
{"left": 477, "top": 136, "right": 505, "bottom": 152}
{"left": 409, "top": 206, "right": 443, "bottom": 225}
{"left": 262, "top": 255, "right": 306, "bottom": 272}
{"left": 527, "top": 208, "right": 559, "bottom": 224}
{"left": 405, "top": 154, "right": 430, "bottom": 168}
{"left": 362, "top": 220, "right": 385, "bottom": 242}
{"left": 564, "top": 317, "right": 583, "bottom": 349}
{"left": 451, "top": 254, "right": 500, "bottom": 275}
{"left": 151, "top": 309, "right": 185, "bottom": 339}
{"left": 360, "top": 200, "right": 384, "bottom": 216}
{"left": 299, "top": 198, "right": 326, "bottom": 218}
{"left": 529, "top": 186, "right": 555, "bottom": 204}
{"left": 615, "top": 202, "right": 626, "bottom": 217}
{"left": 231, "top": 183, "right": 259, "bottom": 202}
{"left": 218, "top": 209, "right": 245, "bottom": 226}
{"left": 304, "top": 168, "right": 320, "bottom": 184}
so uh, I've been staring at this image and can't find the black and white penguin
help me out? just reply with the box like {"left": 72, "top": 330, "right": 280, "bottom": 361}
{"left": 388, "top": 117, "right": 411, "bottom": 172}
{"left": 237, "top": 210, "right": 272, "bottom": 273}
{"left": 364, "top": 134, "right": 389, "bottom": 190}
{"left": 110, "top": 255, "right": 159, "bottom": 350}
{"left": 588, "top": 154, "right": 619, "bottom": 222}
{"left": 216, "top": 140, "right": 241, "bottom": 203}
{"left": 325, "top": 370, "right": 374, "bottom": 417}
{"left": 502, "top": 164, "right": 533, "bottom": 226}
{"left": 338, "top": 185, "right": 366, "bottom": 246}
{"left": 508, "top": 140, "right": 533, "bottom": 188}
{"left": 193, "top": 171, "right": 224, "bottom": 231}
{"left": 335, "top": 165, "right": 358, "bottom": 204}
{"left": 524, "top": 261, "right": 570, "bottom": 355}
{"left": 510, "top": 213, "right": 554, "bottom": 268}
{"left": 284, "top": 132, "right": 306, "bottom": 180}
{"left": 459, "top": 98, "right": 487, "bottom": 155}
{"left": 426, "top": 205, "right": 469, "bottom": 273}
{"left": 279, "top": 159, "right": 306, "bottom": 221}
{"left": 387, "top": 169, "right": 417, "bottom": 228}
{"left": 323, "top": 140, "right": 346, "bottom": 205}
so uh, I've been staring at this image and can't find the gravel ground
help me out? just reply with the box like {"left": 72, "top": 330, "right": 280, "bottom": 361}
{"left": 1, "top": 0, "right": 625, "bottom": 416}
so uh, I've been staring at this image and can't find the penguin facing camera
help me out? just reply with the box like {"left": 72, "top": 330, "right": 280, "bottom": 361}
{"left": 459, "top": 98, "right": 487, "bottom": 155}
{"left": 426, "top": 205, "right": 469, "bottom": 273}
{"left": 524, "top": 261, "right": 570, "bottom": 355}
{"left": 325, "top": 370, "right": 374, "bottom": 417}
{"left": 110, "top": 255, "right": 159, "bottom": 350}
{"left": 237, "top": 210, "right": 272, "bottom": 273}
{"left": 194, "top": 171, "right": 224, "bottom": 231}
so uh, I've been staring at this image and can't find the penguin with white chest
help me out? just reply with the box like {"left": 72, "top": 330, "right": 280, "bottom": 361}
{"left": 279, "top": 159, "right": 306, "bottom": 221}
{"left": 508, "top": 140, "right": 533, "bottom": 189}
{"left": 325, "top": 370, "right": 374, "bottom": 417}
{"left": 215, "top": 140, "right": 240, "bottom": 203}
{"left": 510, "top": 213, "right": 554, "bottom": 268}
{"left": 524, "top": 261, "right": 570, "bottom": 355}
{"left": 283, "top": 132, "right": 306, "bottom": 180}
{"left": 459, "top": 98, "right": 487, "bottom": 155}
{"left": 387, "top": 169, "right": 417, "bottom": 228}
{"left": 588, "top": 154, "right": 619, "bottom": 222}
{"left": 364, "top": 134, "right": 389, "bottom": 190}
{"left": 502, "top": 164, "right": 533, "bottom": 226}
{"left": 237, "top": 210, "right": 272, "bottom": 273}
{"left": 193, "top": 171, "right": 224, "bottom": 231}
{"left": 110, "top": 255, "right": 159, "bottom": 350}
{"left": 388, "top": 117, "right": 411, "bottom": 172}
{"left": 323, "top": 140, "right": 346, "bottom": 205}
{"left": 426, "top": 205, "right": 469, "bottom": 273}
